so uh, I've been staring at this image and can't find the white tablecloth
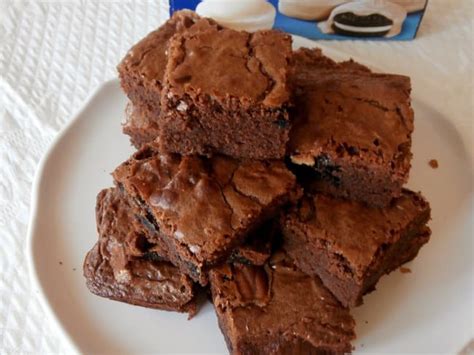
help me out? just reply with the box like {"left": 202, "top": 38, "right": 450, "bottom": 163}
{"left": 0, "top": 0, "right": 472, "bottom": 353}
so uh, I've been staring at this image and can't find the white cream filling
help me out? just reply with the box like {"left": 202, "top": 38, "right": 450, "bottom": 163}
{"left": 196, "top": 0, "right": 276, "bottom": 32}
{"left": 279, "top": 0, "right": 346, "bottom": 21}
{"left": 319, "top": 0, "right": 407, "bottom": 37}
{"left": 334, "top": 21, "right": 393, "bottom": 33}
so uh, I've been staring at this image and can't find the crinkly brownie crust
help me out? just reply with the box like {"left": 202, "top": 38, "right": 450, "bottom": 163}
{"left": 159, "top": 26, "right": 293, "bottom": 159}
{"left": 289, "top": 48, "right": 414, "bottom": 207}
{"left": 112, "top": 144, "right": 298, "bottom": 285}
{"left": 118, "top": 11, "right": 218, "bottom": 146}
{"left": 282, "top": 189, "right": 431, "bottom": 307}
{"left": 83, "top": 188, "right": 197, "bottom": 314}
{"left": 209, "top": 252, "right": 355, "bottom": 354}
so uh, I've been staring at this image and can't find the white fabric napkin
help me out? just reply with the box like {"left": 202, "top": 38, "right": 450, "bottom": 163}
{"left": 0, "top": 0, "right": 471, "bottom": 352}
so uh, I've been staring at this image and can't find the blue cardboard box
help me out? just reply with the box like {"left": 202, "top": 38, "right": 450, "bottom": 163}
{"left": 169, "top": 0, "right": 427, "bottom": 41}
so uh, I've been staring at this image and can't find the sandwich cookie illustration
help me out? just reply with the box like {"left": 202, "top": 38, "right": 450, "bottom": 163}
{"left": 319, "top": 0, "right": 407, "bottom": 37}
{"left": 196, "top": 0, "right": 276, "bottom": 32}
{"left": 278, "top": 0, "right": 347, "bottom": 21}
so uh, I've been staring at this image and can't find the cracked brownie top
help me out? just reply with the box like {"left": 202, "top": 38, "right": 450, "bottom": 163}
{"left": 163, "top": 25, "right": 292, "bottom": 108}
{"left": 84, "top": 187, "right": 197, "bottom": 314}
{"left": 117, "top": 10, "right": 216, "bottom": 92}
{"left": 112, "top": 144, "right": 297, "bottom": 266}
{"left": 209, "top": 252, "right": 355, "bottom": 353}
{"left": 289, "top": 48, "right": 413, "bottom": 171}
{"left": 282, "top": 189, "right": 431, "bottom": 282}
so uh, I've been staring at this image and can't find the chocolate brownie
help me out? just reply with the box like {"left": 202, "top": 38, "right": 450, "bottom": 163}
{"left": 209, "top": 252, "right": 355, "bottom": 354}
{"left": 135, "top": 195, "right": 277, "bottom": 268}
{"left": 118, "top": 11, "right": 217, "bottom": 144}
{"left": 281, "top": 189, "right": 431, "bottom": 307}
{"left": 289, "top": 48, "right": 414, "bottom": 207}
{"left": 112, "top": 144, "right": 298, "bottom": 285}
{"left": 83, "top": 188, "right": 197, "bottom": 314}
{"left": 159, "top": 26, "right": 293, "bottom": 159}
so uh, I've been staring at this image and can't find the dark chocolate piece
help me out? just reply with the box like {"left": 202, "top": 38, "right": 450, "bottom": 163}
{"left": 227, "top": 220, "right": 277, "bottom": 266}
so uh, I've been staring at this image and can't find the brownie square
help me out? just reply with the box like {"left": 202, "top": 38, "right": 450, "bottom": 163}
{"left": 118, "top": 11, "right": 217, "bottom": 145}
{"left": 159, "top": 26, "right": 293, "bottom": 159}
{"left": 281, "top": 189, "right": 431, "bottom": 307}
{"left": 209, "top": 252, "right": 355, "bottom": 354}
{"left": 83, "top": 188, "right": 197, "bottom": 315}
{"left": 289, "top": 48, "right": 414, "bottom": 207}
{"left": 112, "top": 144, "right": 298, "bottom": 285}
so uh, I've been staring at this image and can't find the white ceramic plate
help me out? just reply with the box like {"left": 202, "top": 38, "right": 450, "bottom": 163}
{"left": 27, "top": 37, "right": 473, "bottom": 354}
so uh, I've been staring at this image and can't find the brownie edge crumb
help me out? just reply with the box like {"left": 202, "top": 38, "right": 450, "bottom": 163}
{"left": 429, "top": 159, "right": 439, "bottom": 169}
{"left": 400, "top": 267, "right": 412, "bottom": 274}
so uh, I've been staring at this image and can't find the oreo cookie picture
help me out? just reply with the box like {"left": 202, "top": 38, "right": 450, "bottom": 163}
{"left": 332, "top": 12, "right": 394, "bottom": 37}
{"left": 319, "top": 0, "right": 409, "bottom": 38}
{"left": 171, "top": 0, "right": 428, "bottom": 41}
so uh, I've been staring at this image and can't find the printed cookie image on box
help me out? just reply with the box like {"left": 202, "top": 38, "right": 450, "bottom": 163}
{"left": 319, "top": 0, "right": 407, "bottom": 37}
{"left": 169, "top": 0, "right": 428, "bottom": 40}
{"left": 278, "top": 0, "right": 346, "bottom": 21}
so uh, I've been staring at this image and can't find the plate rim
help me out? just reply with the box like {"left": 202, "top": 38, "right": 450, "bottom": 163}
{"left": 26, "top": 80, "right": 119, "bottom": 354}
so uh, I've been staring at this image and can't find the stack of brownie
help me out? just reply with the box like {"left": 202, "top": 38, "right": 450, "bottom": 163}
{"left": 83, "top": 10, "right": 431, "bottom": 354}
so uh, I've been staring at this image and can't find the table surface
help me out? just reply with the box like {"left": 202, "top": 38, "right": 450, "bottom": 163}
{"left": 0, "top": 0, "right": 472, "bottom": 353}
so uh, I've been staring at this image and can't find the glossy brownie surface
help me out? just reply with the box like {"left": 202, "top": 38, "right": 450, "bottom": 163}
{"left": 209, "top": 252, "right": 355, "bottom": 354}
{"left": 112, "top": 144, "right": 297, "bottom": 284}
{"left": 158, "top": 26, "right": 293, "bottom": 159}
{"left": 282, "top": 189, "right": 431, "bottom": 307}
{"left": 289, "top": 48, "right": 413, "bottom": 207}
{"left": 164, "top": 27, "right": 291, "bottom": 108}
{"left": 118, "top": 10, "right": 212, "bottom": 94}
{"left": 83, "top": 188, "right": 196, "bottom": 314}
{"left": 122, "top": 102, "right": 161, "bottom": 149}
{"left": 118, "top": 10, "right": 217, "bottom": 146}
